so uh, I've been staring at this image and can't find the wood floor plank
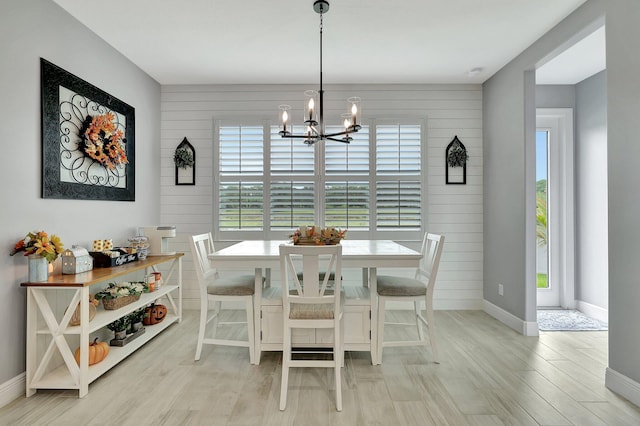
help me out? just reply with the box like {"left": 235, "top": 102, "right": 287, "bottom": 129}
{"left": 2, "top": 310, "right": 640, "bottom": 426}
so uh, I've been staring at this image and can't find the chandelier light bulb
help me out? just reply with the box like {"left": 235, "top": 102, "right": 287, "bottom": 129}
{"left": 308, "top": 98, "right": 315, "bottom": 120}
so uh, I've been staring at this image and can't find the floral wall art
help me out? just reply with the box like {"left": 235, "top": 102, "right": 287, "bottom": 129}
{"left": 41, "top": 59, "right": 135, "bottom": 200}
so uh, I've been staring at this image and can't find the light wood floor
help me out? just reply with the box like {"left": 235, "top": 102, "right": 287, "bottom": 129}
{"left": 1, "top": 310, "right": 639, "bottom": 425}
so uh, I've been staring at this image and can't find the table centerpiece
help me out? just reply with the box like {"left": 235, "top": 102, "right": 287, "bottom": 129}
{"left": 290, "top": 226, "right": 346, "bottom": 245}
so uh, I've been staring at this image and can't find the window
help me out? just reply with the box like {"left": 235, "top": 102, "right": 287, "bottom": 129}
{"left": 215, "top": 119, "right": 424, "bottom": 239}
{"left": 375, "top": 124, "right": 422, "bottom": 229}
{"left": 218, "top": 124, "right": 264, "bottom": 231}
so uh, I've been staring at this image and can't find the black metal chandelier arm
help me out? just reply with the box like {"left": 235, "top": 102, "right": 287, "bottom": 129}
{"left": 326, "top": 136, "right": 351, "bottom": 144}
{"left": 278, "top": 132, "right": 320, "bottom": 139}
{"left": 323, "top": 127, "right": 358, "bottom": 138}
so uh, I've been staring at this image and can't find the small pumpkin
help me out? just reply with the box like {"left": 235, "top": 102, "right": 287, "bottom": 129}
{"left": 74, "top": 337, "right": 109, "bottom": 365}
{"left": 143, "top": 303, "right": 167, "bottom": 325}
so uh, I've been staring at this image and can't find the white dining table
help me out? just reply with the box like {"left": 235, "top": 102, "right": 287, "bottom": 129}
{"left": 209, "top": 239, "right": 421, "bottom": 364}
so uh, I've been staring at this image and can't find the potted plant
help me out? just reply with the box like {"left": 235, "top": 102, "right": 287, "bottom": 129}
{"left": 174, "top": 146, "right": 195, "bottom": 169}
{"left": 107, "top": 317, "right": 130, "bottom": 340}
{"left": 127, "top": 308, "right": 145, "bottom": 333}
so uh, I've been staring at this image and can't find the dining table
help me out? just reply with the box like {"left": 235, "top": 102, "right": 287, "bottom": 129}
{"left": 208, "top": 239, "right": 421, "bottom": 365}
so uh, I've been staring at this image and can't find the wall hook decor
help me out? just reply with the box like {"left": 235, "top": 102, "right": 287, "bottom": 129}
{"left": 446, "top": 135, "right": 468, "bottom": 185}
{"left": 174, "top": 137, "right": 195, "bottom": 185}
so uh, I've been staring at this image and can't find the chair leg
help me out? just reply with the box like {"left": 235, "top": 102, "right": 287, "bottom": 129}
{"left": 425, "top": 294, "right": 439, "bottom": 363}
{"left": 377, "top": 297, "right": 386, "bottom": 364}
{"left": 195, "top": 297, "right": 208, "bottom": 361}
{"left": 245, "top": 298, "right": 255, "bottom": 365}
{"left": 341, "top": 314, "right": 345, "bottom": 368}
{"left": 279, "top": 326, "right": 291, "bottom": 411}
{"left": 414, "top": 300, "right": 425, "bottom": 343}
{"left": 211, "top": 300, "right": 222, "bottom": 340}
{"left": 334, "top": 318, "right": 343, "bottom": 412}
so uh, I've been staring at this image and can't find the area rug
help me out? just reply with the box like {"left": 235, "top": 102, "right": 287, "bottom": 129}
{"left": 537, "top": 309, "right": 608, "bottom": 331}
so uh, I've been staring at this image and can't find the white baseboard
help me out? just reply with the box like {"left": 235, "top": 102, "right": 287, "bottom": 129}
{"left": 606, "top": 367, "right": 640, "bottom": 407}
{"left": 0, "top": 373, "right": 24, "bottom": 409}
{"left": 577, "top": 300, "right": 608, "bottom": 323}
{"left": 484, "top": 300, "right": 539, "bottom": 336}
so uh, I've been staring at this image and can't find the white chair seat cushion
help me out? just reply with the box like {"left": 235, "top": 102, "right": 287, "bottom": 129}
{"left": 377, "top": 275, "right": 427, "bottom": 297}
{"left": 207, "top": 274, "right": 255, "bottom": 296}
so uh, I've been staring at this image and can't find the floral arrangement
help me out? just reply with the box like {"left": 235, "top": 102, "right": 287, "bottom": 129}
{"left": 290, "top": 225, "right": 346, "bottom": 245}
{"left": 447, "top": 140, "right": 469, "bottom": 168}
{"left": 9, "top": 231, "right": 64, "bottom": 263}
{"left": 174, "top": 146, "right": 195, "bottom": 169}
{"left": 80, "top": 112, "right": 128, "bottom": 170}
{"left": 94, "top": 281, "right": 145, "bottom": 300}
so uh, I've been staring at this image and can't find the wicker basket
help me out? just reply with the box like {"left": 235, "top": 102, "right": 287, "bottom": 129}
{"left": 293, "top": 238, "right": 342, "bottom": 246}
{"left": 101, "top": 294, "right": 141, "bottom": 310}
{"left": 67, "top": 303, "right": 97, "bottom": 326}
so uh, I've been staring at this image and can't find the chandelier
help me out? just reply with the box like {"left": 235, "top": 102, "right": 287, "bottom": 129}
{"left": 278, "top": 0, "right": 361, "bottom": 145}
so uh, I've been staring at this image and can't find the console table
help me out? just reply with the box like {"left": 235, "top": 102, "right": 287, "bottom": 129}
{"left": 21, "top": 253, "right": 183, "bottom": 398}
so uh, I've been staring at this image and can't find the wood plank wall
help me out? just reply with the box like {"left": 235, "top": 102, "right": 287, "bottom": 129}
{"left": 160, "top": 84, "right": 483, "bottom": 310}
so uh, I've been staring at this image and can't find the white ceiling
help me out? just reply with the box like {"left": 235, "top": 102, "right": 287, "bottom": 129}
{"left": 536, "top": 25, "right": 606, "bottom": 85}
{"left": 53, "top": 0, "right": 590, "bottom": 85}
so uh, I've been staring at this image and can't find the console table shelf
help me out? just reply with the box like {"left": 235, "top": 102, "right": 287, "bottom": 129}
{"left": 21, "top": 253, "right": 183, "bottom": 398}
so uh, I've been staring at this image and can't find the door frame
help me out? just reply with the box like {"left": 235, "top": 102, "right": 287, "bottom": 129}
{"left": 536, "top": 108, "right": 575, "bottom": 309}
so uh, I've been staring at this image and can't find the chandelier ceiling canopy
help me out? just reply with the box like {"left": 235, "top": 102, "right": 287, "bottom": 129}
{"left": 278, "top": 0, "right": 361, "bottom": 145}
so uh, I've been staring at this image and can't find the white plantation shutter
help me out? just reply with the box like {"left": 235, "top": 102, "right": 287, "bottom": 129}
{"left": 216, "top": 121, "right": 423, "bottom": 236}
{"left": 270, "top": 181, "right": 315, "bottom": 228}
{"left": 376, "top": 124, "right": 421, "bottom": 174}
{"left": 325, "top": 181, "right": 370, "bottom": 229}
{"left": 218, "top": 182, "right": 264, "bottom": 230}
{"left": 218, "top": 124, "right": 264, "bottom": 230}
{"left": 220, "top": 125, "right": 263, "bottom": 175}
{"left": 270, "top": 125, "right": 315, "bottom": 175}
{"left": 375, "top": 124, "right": 422, "bottom": 230}
{"left": 376, "top": 181, "right": 421, "bottom": 229}
{"left": 325, "top": 125, "right": 370, "bottom": 175}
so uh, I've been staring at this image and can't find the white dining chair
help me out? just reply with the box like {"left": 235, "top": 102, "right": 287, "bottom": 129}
{"left": 376, "top": 233, "right": 444, "bottom": 363}
{"left": 190, "top": 233, "right": 256, "bottom": 364}
{"left": 279, "top": 244, "right": 344, "bottom": 411}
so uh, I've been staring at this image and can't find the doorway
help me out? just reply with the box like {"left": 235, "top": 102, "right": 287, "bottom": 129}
{"left": 536, "top": 109, "right": 575, "bottom": 309}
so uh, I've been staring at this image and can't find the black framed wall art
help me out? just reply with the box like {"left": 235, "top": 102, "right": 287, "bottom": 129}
{"left": 41, "top": 59, "right": 135, "bottom": 201}
{"left": 174, "top": 137, "right": 196, "bottom": 185}
{"left": 445, "top": 135, "right": 468, "bottom": 185}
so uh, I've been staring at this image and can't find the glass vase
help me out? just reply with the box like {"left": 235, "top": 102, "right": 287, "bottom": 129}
{"left": 28, "top": 255, "right": 49, "bottom": 282}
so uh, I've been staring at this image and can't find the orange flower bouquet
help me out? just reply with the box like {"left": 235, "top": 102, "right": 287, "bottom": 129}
{"left": 10, "top": 231, "right": 64, "bottom": 263}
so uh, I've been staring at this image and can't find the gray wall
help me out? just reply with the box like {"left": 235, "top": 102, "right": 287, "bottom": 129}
{"left": 485, "top": 0, "right": 640, "bottom": 394}
{"left": 536, "top": 85, "right": 576, "bottom": 109}
{"left": 575, "top": 71, "right": 608, "bottom": 310}
{"left": 605, "top": 2, "right": 640, "bottom": 387}
{"left": 0, "top": 0, "right": 161, "bottom": 385}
